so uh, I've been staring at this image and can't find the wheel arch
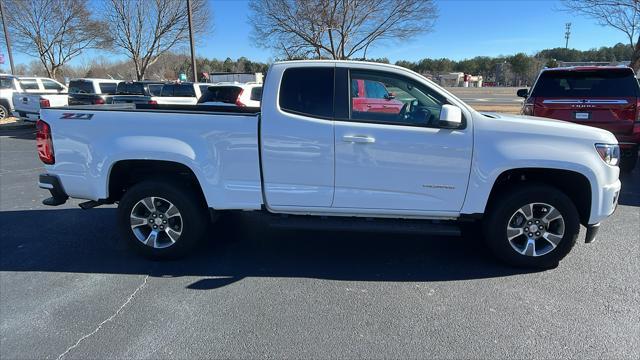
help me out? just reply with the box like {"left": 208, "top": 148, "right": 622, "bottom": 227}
{"left": 107, "top": 159, "right": 207, "bottom": 207}
{"left": 484, "top": 168, "right": 592, "bottom": 226}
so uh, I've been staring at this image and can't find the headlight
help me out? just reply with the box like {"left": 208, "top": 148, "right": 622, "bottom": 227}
{"left": 595, "top": 144, "right": 620, "bottom": 166}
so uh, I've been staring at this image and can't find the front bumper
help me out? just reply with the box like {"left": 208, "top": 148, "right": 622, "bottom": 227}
{"left": 38, "top": 174, "right": 68, "bottom": 206}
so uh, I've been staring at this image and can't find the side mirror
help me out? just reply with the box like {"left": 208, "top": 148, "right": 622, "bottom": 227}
{"left": 516, "top": 88, "right": 529, "bottom": 98}
{"left": 384, "top": 92, "right": 395, "bottom": 100}
{"left": 438, "top": 104, "right": 463, "bottom": 129}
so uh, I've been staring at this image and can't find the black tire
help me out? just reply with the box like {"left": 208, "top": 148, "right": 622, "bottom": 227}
{"left": 0, "top": 104, "right": 9, "bottom": 119}
{"left": 483, "top": 184, "right": 580, "bottom": 268}
{"left": 118, "top": 179, "right": 209, "bottom": 259}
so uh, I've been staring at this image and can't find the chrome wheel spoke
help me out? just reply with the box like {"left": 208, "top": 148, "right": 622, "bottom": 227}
{"left": 144, "top": 230, "right": 159, "bottom": 247}
{"left": 141, "top": 197, "right": 156, "bottom": 213}
{"left": 507, "top": 227, "right": 524, "bottom": 241}
{"left": 542, "top": 206, "right": 562, "bottom": 224}
{"left": 166, "top": 228, "right": 181, "bottom": 243}
{"left": 130, "top": 214, "right": 147, "bottom": 228}
{"left": 165, "top": 204, "right": 180, "bottom": 218}
{"left": 542, "top": 232, "right": 562, "bottom": 248}
{"left": 523, "top": 239, "right": 536, "bottom": 256}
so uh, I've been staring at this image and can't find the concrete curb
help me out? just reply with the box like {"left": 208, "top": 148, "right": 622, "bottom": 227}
{"left": 0, "top": 121, "right": 36, "bottom": 130}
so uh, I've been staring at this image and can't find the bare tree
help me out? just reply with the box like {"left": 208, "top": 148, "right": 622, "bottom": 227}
{"left": 104, "top": 0, "right": 211, "bottom": 80}
{"left": 563, "top": 0, "right": 640, "bottom": 70}
{"left": 3, "top": 0, "right": 110, "bottom": 79}
{"left": 249, "top": 0, "right": 437, "bottom": 60}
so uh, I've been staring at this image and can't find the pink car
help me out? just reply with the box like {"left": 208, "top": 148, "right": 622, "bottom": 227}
{"left": 351, "top": 79, "right": 404, "bottom": 113}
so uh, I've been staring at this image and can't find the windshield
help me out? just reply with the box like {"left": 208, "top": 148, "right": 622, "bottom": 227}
{"left": 116, "top": 82, "right": 145, "bottom": 95}
{"left": 531, "top": 69, "right": 640, "bottom": 97}
{"left": 69, "top": 80, "right": 94, "bottom": 94}
{"left": 198, "top": 86, "right": 243, "bottom": 104}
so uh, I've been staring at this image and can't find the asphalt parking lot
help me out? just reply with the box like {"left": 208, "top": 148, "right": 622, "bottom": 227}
{"left": 1, "top": 126, "right": 639, "bottom": 359}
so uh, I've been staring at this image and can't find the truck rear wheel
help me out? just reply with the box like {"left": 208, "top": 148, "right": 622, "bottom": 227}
{"left": 483, "top": 184, "right": 580, "bottom": 268}
{"left": 118, "top": 180, "right": 208, "bottom": 259}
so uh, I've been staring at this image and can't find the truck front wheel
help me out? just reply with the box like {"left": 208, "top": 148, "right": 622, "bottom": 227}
{"left": 483, "top": 184, "right": 580, "bottom": 268}
{"left": 117, "top": 180, "right": 208, "bottom": 259}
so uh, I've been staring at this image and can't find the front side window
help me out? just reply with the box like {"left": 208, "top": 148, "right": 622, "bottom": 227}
{"left": 42, "top": 79, "right": 64, "bottom": 91}
{"left": 350, "top": 70, "right": 445, "bottom": 126}
{"left": 279, "top": 67, "right": 334, "bottom": 118}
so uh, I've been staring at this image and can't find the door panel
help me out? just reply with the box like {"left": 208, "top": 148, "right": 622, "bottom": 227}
{"left": 334, "top": 68, "right": 473, "bottom": 212}
{"left": 260, "top": 65, "right": 336, "bottom": 207}
{"left": 334, "top": 121, "right": 472, "bottom": 211}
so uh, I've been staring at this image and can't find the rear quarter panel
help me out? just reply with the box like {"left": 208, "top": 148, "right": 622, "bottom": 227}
{"left": 40, "top": 109, "right": 263, "bottom": 210}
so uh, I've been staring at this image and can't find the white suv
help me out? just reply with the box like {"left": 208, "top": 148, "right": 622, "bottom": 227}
{"left": 198, "top": 82, "right": 262, "bottom": 108}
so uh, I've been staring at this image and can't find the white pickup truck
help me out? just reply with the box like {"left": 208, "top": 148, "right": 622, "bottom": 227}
{"left": 36, "top": 61, "right": 621, "bottom": 268}
{"left": 12, "top": 77, "right": 68, "bottom": 121}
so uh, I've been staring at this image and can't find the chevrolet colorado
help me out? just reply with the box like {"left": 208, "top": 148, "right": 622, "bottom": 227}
{"left": 36, "top": 61, "right": 621, "bottom": 268}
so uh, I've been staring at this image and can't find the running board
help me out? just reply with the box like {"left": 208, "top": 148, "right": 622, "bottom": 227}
{"left": 265, "top": 214, "right": 461, "bottom": 236}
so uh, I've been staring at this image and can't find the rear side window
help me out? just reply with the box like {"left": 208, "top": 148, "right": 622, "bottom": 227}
{"left": 250, "top": 86, "right": 262, "bottom": 101}
{"left": 279, "top": 67, "right": 334, "bottom": 118}
{"left": 99, "top": 83, "right": 117, "bottom": 94}
{"left": 116, "top": 82, "right": 144, "bottom": 95}
{"left": 531, "top": 70, "right": 640, "bottom": 97}
{"left": 18, "top": 79, "right": 39, "bottom": 90}
{"left": 199, "top": 86, "right": 243, "bottom": 103}
{"left": 69, "top": 80, "right": 94, "bottom": 94}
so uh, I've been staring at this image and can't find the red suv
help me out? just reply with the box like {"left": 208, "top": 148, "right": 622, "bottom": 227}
{"left": 518, "top": 66, "right": 640, "bottom": 172}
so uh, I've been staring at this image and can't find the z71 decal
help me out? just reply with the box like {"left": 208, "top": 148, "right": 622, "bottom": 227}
{"left": 60, "top": 113, "right": 94, "bottom": 120}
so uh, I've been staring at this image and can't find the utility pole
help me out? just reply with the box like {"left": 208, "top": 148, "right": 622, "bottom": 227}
{"left": 187, "top": 0, "right": 197, "bottom": 82}
{"left": 564, "top": 23, "right": 572, "bottom": 49}
{"left": 0, "top": 0, "right": 16, "bottom": 74}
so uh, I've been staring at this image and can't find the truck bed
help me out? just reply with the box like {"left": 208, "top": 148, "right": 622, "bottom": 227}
{"left": 40, "top": 107, "right": 264, "bottom": 210}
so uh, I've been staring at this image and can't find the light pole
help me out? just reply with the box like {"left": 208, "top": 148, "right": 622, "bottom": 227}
{"left": 0, "top": 0, "right": 16, "bottom": 74}
{"left": 187, "top": 0, "right": 197, "bottom": 82}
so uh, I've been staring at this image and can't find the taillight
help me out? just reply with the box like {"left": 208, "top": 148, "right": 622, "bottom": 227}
{"left": 40, "top": 98, "right": 50, "bottom": 108}
{"left": 636, "top": 99, "right": 640, "bottom": 123}
{"left": 36, "top": 120, "right": 55, "bottom": 164}
{"left": 93, "top": 98, "right": 105, "bottom": 105}
{"left": 148, "top": 100, "right": 158, "bottom": 105}
{"left": 235, "top": 89, "right": 246, "bottom": 107}
{"left": 522, "top": 97, "right": 534, "bottom": 116}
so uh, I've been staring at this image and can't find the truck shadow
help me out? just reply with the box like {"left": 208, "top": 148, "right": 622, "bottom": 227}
{"left": 0, "top": 208, "right": 538, "bottom": 289}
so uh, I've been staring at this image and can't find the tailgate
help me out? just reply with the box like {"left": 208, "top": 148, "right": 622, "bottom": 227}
{"left": 12, "top": 93, "right": 41, "bottom": 113}
{"left": 534, "top": 97, "right": 636, "bottom": 136}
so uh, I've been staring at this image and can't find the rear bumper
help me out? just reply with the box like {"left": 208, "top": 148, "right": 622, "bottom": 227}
{"left": 16, "top": 110, "right": 40, "bottom": 122}
{"left": 38, "top": 174, "right": 68, "bottom": 206}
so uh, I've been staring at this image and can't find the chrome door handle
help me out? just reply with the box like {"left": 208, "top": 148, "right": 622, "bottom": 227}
{"left": 342, "top": 135, "right": 375, "bottom": 143}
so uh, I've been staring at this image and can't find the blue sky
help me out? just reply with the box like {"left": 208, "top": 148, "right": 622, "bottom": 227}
{"left": 3, "top": 0, "right": 625, "bottom": 67}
